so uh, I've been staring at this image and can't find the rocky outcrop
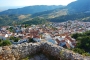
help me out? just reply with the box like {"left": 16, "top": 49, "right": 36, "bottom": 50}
{"left": 0, "top": 41, "right": 90, "bottom": 60}
{"left": 29, "top": 54, "right": 49, "bottom": 60}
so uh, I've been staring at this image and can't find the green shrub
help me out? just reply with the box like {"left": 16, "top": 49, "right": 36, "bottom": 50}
{"left": 71, "top": 31, "right": 90, "bottom": 56}
{"left": 28, "top": 38, "right": 35, "bottom": 43}
{"left": 9, "top": 36, "right": 20, "bottom": 42}
{"left": 0, "top": 40, "right": 12, "bottom": 46}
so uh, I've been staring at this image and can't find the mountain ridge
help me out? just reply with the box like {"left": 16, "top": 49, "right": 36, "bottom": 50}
{"left": 0, "top": 5, "right": 64, "bottom": 15}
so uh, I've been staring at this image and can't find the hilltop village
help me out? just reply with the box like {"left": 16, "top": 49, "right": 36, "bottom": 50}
{"left": 0, "top": 20, "right": 90, "bottom": 49}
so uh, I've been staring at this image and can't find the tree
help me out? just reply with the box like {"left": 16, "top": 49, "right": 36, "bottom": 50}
{"left": 22, "top": 17, "right": 47, "bottom": 25}
{"left": 71, "top": 31, "right": 90, "bottom": 56}
{"left": 28, "top": 38, "right": 35, "bottom": 43}
{"left": 8, "top": 27, "right": 14, "bottom": 32}
{"left": 9, "top": 36, "right": 20, "bottom": 42}
{"left": 72, "top": 48, "right": 85, "bottom": 54}
{"left": 71, "top": 33, "right": 82, "bottom": 39}
{"left": 14, "top": 37, "right": 20, "bottom": 42}
{"left": 79, "top": 36, "right": 90, "bottom": 52}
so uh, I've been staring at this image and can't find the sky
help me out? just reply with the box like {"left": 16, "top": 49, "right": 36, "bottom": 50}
{"left": 0, "top": 0, "right": 76, "bottom": 11}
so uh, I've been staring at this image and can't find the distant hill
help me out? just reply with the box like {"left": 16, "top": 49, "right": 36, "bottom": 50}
{"left": 31, "top": 0, "right": 90, "bottom": 19}
{"left": 1, "top": 0, "right": 90, "bottom": 26}
{"left": 67, "top": 0, "right": 90, "bottom": 14}
{"left": 0, "top": 5, "right": 64, "bottom": 15}
{"left": 46, "top": 0, "right": 90, "bottom": 22}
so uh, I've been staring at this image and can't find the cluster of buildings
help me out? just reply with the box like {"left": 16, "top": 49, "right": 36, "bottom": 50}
{"left": 0, "top": 20, "right": 90, "bottom": 48}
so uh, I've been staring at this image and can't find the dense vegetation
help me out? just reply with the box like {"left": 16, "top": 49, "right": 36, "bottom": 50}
{"left": 71, "top": 31, "right": 90, "bottom": 56}
{"left": 1, "top": 11, "right": 90, "bottom": 26}
{"left": 31, "top": 8, "right": 67, "bottom": 19}
{"left": 9, "top": 36, "right": 20, "bottom": 42}
{"left": 22, "top": 17, "right": 47, "bottom": 25}
{"left": 0, "top": 39, "right": 12, "bottom": 46}
{"left": 49, "top": 12, "right": 90, "bottom": 22}
{"left": 0, "top": 14, "right": 19, "bottom": 26}
{"left": 28, "top": 38, "right": 35, "bottom": 43}
{"left": 0, "top": 14, "right": 48, "bottom": 26}
{"left": 0, "top": 14, "right": 30, "bottom": 26}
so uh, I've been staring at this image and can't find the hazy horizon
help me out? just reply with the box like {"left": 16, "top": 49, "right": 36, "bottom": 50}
{"left": 0, "top": 0, "right": 76, "bottom": 11}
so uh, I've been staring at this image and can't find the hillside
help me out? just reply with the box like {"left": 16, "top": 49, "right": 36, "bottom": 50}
{"left": 0, "top": 5, "right": 67, "bottom": 26}
{"left": 47, "top": 0, "right": 90, "bottom": 22}
{"left": 49, "top": 13, "right": 90, "bottom": 22}
{"left": 0, "top": 0, "right": 90, "bottom": 26}
{"left": 0, "top": 14, "right": 32, "bottom": 26}
{"left": 67, "top": 0, "right": 90, "bottom": 14}
{"left": 0, "top": 14, "right": 48, "bottom": 26}
{"left": 31, "top": 0, "right": 90, "bottom": 20}
{"left": 0, "top": 14, "right": 19, "bottom": 26}
{"left": 22, "top": 17, "right": 47, "bottom": 25}
{"left": 0, "top": 5, "right": 63, "bottom": 15}
{"left": 0, "top": 10, "right": 90, "bottom": 26}
{"left": 31, "top": 7, "right": 68, "bottom": 19}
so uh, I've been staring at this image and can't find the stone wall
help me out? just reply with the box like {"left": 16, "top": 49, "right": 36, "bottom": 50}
{"left": 0, "top": 41, "right": 90, "bottom": 60}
